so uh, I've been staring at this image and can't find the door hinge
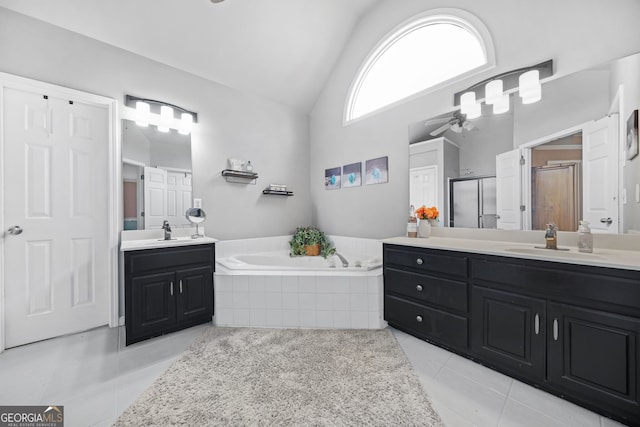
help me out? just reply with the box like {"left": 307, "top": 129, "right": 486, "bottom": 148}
{"left": 520, "top": 205, "right": 526, "bottom": 212}
{"left": 141, "top": 174, "right": 144, "bottom": 180}
{"left": 519, "top": 156, "right": 525, "bottom": 166}
{"left": 141, "top": 211, "right": 145, "bottom": 217}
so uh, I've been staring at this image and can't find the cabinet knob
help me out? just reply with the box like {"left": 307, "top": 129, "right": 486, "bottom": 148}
{"left": 416, "top": 284, "right": 423, "bottom": 292}
{"left": 416, "top": 258, "right": 423, "bottom": 265}
{"left": 416, "top": 315, "right": 423, "bottom": 323}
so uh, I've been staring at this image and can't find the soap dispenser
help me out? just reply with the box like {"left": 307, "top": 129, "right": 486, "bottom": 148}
{"left": 578, "top": 220, "right": 593, "bottom": 253}
{"left": 407, "top": 205, "right": 417, "bottom": 238}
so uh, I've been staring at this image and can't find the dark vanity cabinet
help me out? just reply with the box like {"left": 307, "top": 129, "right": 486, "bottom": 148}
{"left": 383, "top": 243, "right": 640, "bottom": 426}
{"left": 125, "top": 244, "right": 215, "bottom": 345}
{"left": 383, "top": 245, "right": 469, "bottom": 353}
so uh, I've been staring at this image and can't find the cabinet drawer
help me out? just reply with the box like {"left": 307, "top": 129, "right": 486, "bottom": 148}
{"left": 385, "top": 268, "right": 467, "bottom": 312}
{"left": 471, "top": 257, "right": 640, "bottom": 314}
{"left": 385, "top": 295, "right": 468, "bottom": 350}
{"left": 126, "top": 245, "right": 214, "bottom": 275}
{"left": 384, "top": 245, "right": 467, "bottom": 278}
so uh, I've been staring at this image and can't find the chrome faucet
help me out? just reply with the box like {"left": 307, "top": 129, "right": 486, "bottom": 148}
{"left": 544, "top": 223, "right": 558, "bottom": 249}
{"left": 162, "top": 220, "right": 172, "bottom": 240}
{"left": 334, "top": 252, "right": 349, "bottom": 267}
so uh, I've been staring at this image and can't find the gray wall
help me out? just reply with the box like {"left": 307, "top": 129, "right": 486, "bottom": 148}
{"left": 0, "top": 7, "right": 311, "bottom": 240}
{"left": 309, "top": 0, "right": 640, "bottom": 239}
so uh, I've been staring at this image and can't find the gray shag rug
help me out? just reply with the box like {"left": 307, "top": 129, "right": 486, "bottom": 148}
{"left": 114, "top": 327, "right": 443, "bottom": 426}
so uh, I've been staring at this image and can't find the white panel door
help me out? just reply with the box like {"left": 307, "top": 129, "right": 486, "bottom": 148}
{"left": 583, "top": 115, "right": 619, "bottom": 232}
{"left": 409, "top": 166, "right": 437, "bottom": 210}
{"left": 496, "top": 149, "right": 523, "bottom": 230}
{"left": 143, "top": 166, "right": 167, "bottom": 229}
{"left": 3, "top": 88, "right": 109, "bottom": 348}
{"left": 166, "top": 171, "right": 192, "bottom": 228}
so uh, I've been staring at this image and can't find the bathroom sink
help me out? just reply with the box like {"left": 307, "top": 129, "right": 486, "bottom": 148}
{"left": 504, "top": 247, "right": 603, "bottom": 259}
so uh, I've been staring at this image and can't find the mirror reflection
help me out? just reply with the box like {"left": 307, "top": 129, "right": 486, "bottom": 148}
{"left": 410, "top": 51, "right": 640, "bottom": 234}
{"left": 122, "top": 119, "right": 192, "bottom": 230}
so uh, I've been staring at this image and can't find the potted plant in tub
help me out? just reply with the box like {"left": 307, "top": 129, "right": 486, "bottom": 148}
{"left": 289, "top": 226, "right": 336, "bottom": 258}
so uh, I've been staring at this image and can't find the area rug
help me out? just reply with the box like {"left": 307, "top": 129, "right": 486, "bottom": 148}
{"left": 114, "top": 327, "right": 443, "bottom": 426}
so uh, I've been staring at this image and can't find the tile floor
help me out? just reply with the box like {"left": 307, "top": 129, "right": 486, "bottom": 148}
{"left": 0, "top": 325, "right": 629, "bottom": 426}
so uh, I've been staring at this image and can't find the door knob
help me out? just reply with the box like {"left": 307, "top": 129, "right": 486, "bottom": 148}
{"left": 7, "top": 226, "right": 23, "bottom": 235}
{"left": 600, "top": 217, "right": 613, "bottom": 225}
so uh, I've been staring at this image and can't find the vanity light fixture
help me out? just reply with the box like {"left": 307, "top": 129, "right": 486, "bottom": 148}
{"left": 125, "top": 95, "right": 198, "bottom": 134}
{"left": 453, "top": 60, "right": 553, "bottom": 118}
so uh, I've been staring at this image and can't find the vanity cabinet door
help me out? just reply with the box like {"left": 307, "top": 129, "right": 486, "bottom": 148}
{"left": 129, "top": 271, "right": 177, "bottom": 342}
{"left": 471, "top": 286, "right": 546, "bottom": 382}
{"left": 547, "top": 302, "right": 640, "bottom": 425}
{"left": 176, "top": 266, "right": 213, "bottom": 324}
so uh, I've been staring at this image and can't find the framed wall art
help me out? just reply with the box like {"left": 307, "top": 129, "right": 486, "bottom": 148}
{"left": 342, "top": 162, "right": 362, "bottom": 188}
{"left": 365, "top": 156, "right": 388, "bottom": 185}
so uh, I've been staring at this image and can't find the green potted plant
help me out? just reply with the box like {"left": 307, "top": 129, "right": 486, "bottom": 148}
{"left": 289, "top": 226, "right": 336, "bottom": 258}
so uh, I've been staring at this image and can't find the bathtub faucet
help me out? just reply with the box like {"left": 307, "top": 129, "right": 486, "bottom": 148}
{"left": 334, "top": 252, "right": 349, "bottom": 267}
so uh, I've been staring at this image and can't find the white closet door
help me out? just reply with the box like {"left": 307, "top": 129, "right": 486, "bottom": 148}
{"left": 3, "top": 87, "right": 109, "bottom": 348}
{"left": 496, "top": 149, "right": 523, "bottom": 230}
{"left": 143, "top": 166, "right": 167, "bottom": 229}
{"left": 409, "top": 166, "right": 438, "bottom": 210}
{"left": 583, "top": 115, "right": 619, "bottom": 233}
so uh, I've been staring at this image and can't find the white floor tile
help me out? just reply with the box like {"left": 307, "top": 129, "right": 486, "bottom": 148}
{"left": 444, "top": 353, "right": 513, "bottom": 396}
{"left": 508, "top": 380, "right": 601, "bottom": 427}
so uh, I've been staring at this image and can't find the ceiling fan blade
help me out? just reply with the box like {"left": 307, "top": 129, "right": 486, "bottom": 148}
{"left": 424, "top": 117, "right": 450, "bottom": 127}
{"left": 429, "top": 123, "right": 451, "bottom": 136}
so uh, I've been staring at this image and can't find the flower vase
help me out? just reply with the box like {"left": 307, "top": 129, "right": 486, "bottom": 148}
{"left": 417, "top": 219, "right": 431, "bottom": 238}
{"left": 429, "top": 219, "right": 439, "bottom": 228}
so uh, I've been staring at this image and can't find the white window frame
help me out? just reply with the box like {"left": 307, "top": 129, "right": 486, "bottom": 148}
{"left": 344, "top": 8, "right": 496, "bottom": 125}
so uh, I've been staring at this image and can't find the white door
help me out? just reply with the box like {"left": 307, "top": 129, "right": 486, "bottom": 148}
{"left": 143, "top": 166, "right": 167, "bottom": 229}
{"left": 409, "top": 166, "right": 437, "bottom": 210}
{"left": 3, "top": 88, "right": 109, "bottom": 348}
{"left": 496, "top": 149, "right": 523, "bottom": 230}
{"left": 166, "top": 172, "right": 192, "bottom": 228}
{"left": 583, "top": 115, "right": 619, "bottom": 232}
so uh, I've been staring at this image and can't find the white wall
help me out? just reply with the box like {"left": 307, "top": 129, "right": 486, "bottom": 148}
{"left": 0, "top": 7, "right": 311, "bottom": 240}
{"left": 310, "top": 0, "right": 640, "bottom": 239}
{"left": 611, "top": 54, "right": 640, "bottom": 232}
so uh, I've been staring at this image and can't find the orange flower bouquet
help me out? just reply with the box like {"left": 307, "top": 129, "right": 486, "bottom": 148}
{"left": 415, "top": 205, "right": 439, "bottom": 221}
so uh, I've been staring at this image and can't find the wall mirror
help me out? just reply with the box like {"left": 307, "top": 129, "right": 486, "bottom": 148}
{"left": 122, "top": 119, "right": 192, "bottom": 230}
{"left": 409, "top": 51, "right": 640, "bottom": 234}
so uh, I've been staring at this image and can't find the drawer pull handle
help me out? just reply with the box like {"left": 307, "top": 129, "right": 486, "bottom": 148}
{"left": 553, "top": 318, "right": 559, "bottom": 341}
{"left": 179, "top": 280, "right": 183, "bottom": 294}
{"left": 170, "top": 282, "right": 174, "bottom": 296}
{"left": 534, "top": 314, "right": 540, "bottom": 335}
{"left": 416, "top": 315, "right": 423, "bottom": 323}
{"left": 416, "top": 258, "right": 423, "bottom": 265}
{"left": 416, "top": 284, "right": 423, "bottom": 292}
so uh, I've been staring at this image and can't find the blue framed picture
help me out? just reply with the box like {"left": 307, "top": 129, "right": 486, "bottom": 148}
{"left": 342, "top": 162, "right": 362, "bottom": 188}
{"left": 365, "top": 156, "right": 388, "bottom": 185}
{"left": 324, "top": 166, "right": 341, "bottom": 190}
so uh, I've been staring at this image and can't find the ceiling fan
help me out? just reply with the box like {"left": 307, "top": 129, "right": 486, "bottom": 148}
{"left": 424, "top": 111, "right": 477, "bottom": 137}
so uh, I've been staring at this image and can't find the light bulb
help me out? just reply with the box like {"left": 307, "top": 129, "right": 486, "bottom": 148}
{"left": 135, "top": 101, "right": 150, "bottom": 127}
{"left": 485, "top": 80, "right": 503, "bottom": 105}
{"left": 460, "top": 92, "right": 476, "bottom": 116}
{"left": 493, "top": 94, "right": 510, "bottom": 114}
{"left": 179, "top": 113, "right": 193, "bottom": 135}
{"left": 519, "top": 70, "right": 542, "bottom": 104}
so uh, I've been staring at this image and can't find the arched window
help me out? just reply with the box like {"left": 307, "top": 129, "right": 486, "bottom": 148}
{"left": 345, "top": 10, "right": 495, "bottom": 123}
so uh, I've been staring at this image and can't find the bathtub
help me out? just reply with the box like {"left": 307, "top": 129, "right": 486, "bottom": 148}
{"left": 217, "top": 250, "right": 382, "bottom": 271}
{"left": 214, "top": 235, "right": 385, "bottom": 330}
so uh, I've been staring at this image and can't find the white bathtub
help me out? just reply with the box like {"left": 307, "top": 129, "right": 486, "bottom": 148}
{"left": 214, "top": 236, "right": 385, "bottom": 330}
{"left": 217, "top": 250, "right": 382, "bottom": 271}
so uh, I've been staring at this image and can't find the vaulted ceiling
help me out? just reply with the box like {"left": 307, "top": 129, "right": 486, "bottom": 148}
{"left": 0, "top": 0, "right": 381, "bottom": 113}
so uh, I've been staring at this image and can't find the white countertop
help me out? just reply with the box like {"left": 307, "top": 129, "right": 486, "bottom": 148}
{"left": 383, "top": 229, "right": 640, "bottom": 271}
{"left": 120, "top": 228, "right": 218, "bottom": 251}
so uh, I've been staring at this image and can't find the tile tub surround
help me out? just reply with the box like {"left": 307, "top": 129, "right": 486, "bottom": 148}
{"left": 214, "top": 236, "right": 385, "bottom": 329}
